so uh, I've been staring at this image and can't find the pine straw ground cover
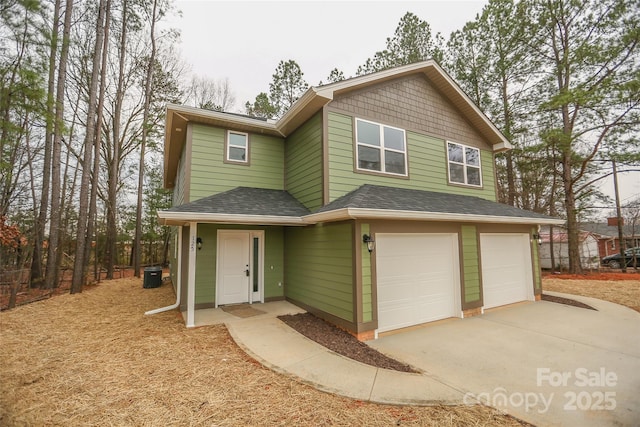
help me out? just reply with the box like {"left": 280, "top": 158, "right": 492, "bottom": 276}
{"left": 0, "top": 277, "right": 525, "bottom": 426}
{"left": 542, "top": 273, "right": 640, "bottom": 313}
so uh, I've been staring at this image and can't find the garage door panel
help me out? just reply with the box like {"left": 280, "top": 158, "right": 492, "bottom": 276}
{"left": 480, "top": 234, "right": 533, "bottom": 309}
{"left": 377, "top": 233, "right": 460, "bottom": 332}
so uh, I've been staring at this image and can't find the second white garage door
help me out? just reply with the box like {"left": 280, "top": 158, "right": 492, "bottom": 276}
{"left": 480, "top": 233, "right": 533, "bottom": 309}
{"left": 376, "top": 233, "right": 460, "bottom": 333}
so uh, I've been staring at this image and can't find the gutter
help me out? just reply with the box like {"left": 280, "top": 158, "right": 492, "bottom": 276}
{"left": 157, "top": 211, "right": 307, "bottom": 226}
{"left": 303, "top": 208, "right": 565, "bottom": 226}
{"left": 145, "top": 228, "right": 182, "bottom": 316}
{"left": 144, "top": 277, "right": 180, "bottom": 315}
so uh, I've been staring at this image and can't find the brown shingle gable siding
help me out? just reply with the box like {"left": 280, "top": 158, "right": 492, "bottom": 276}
{"left": 328, "top": 74, "right": 490, "bottom": 150}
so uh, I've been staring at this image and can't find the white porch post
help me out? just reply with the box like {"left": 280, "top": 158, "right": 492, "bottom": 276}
{"left": 176, "top": 225, "right": 183, "bottom": 299}
{"left": 186, "top": 222, "right": 197, "bottom": 327}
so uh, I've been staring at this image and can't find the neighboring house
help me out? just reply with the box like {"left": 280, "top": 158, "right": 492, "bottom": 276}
{"left": 158, "top": 60, "right": 561, "bottom": 340}
{"left": 538, "top": 226, "right": 600, "bottom": 270}
{"left": 579, "top": 222, "right": 640, "bottom": 259}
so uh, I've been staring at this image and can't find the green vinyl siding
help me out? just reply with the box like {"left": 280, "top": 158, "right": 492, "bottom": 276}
{"left": 327, "top": 112, "right": 496, "bottom": 202}
{"left": 168, "top": 227, "right": 179, "bottom": 290}
{"left": 189, "top": 124, "right": 284, "bottom": 202}
{"left": 172, "top": 147, "right": 187, "bottom": 206}
{"left": 285, "top": 112, "right": 323, "bottom": 211}
{"left": 461, "top": 225, "right": 481, "bottom": 304}
{"left": 194, "top": 224, "right": 284, "bottom": 305}
{"left": 361, "top": 224, "right": 372, "bottom": 323}
{"left": 285, "top": 223, "right": 354, "bottom": 322}
{"left": 532, "top": 227, "right": 541, "bottom": 292}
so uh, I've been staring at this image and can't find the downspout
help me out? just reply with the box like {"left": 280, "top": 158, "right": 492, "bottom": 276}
{"left": 145, "top": 226, "right": 183, "bottom": 315}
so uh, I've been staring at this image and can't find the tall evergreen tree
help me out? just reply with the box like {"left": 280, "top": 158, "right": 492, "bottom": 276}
{"left": 529, "top": 0, "right": 640, "bottom": 273}
{"left": 268, "top": 59, "right": 309, "bottom": 118}
{"left": 357, "top": 12, "right": 444, "bottom": 75}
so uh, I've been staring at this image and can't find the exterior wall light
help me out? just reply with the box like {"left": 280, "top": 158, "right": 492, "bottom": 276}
{"left": 532, "top": 233, "right": 542, "bottom": 245}
{"left": 363, "top": 234, "right": 375, "bottom": 253}
{"left": 197, "top": 237, "right": 203, "bottom": 250}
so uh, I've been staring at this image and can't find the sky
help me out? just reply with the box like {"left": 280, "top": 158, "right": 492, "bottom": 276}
{"left": 168, "top": 0, "right": 488, "bottom": 106}
{"left": 167, "top": 0, "right": 639, "bottom": 209}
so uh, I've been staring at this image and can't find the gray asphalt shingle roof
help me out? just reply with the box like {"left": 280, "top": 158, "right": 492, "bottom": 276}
{"left": 162, "top": 184, "right": 558, "bottom": 224}
{"left": 316, "top": 184, "right": 556, "bottom": 220}
{"left": 579, "top": 222, "right": 637, "bottom": 238}
{"left": 166, "top": 187, "right": 310, "bottom": 217}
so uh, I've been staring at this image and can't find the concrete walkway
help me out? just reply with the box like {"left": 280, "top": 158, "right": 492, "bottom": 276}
{"left": 196, "top": 296, "right": 640, "bottom": 427}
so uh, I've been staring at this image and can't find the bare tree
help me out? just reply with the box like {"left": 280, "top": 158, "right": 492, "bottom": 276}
{"left": 133, "top": 0, "right": 160, "bottom": 276}
{"left": 45, "top": 0, "right": 74, "bottom": 290}
{"left": 104, "top": 0, "right": 130, "bottom": 279}
{"left": 71, "top": 0, "right": 107, "bottom": 293}
{"left": 184, "top": 75, "right": 236, "bottom": 111}
{"left": 31, "top": 0, "right": 61, "bottom": 287}
{"left": 84, "top": 0, "right": 111, "bottom": 282}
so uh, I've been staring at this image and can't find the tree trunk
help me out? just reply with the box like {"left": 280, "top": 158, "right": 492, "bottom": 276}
{"left": 44, "top": 0, "right": 74, "bottom": 290}
{"left": 562, "top": 149, "right": 582, "bottom": 274}
{"left": 106, "top": 0, "right": 128, "bottom": 279}
{"left": 500, "top": 76, "right": 516, "bottom": 207}
{"left": 71, "top": 0, "right": 107, "bottom": 293}
{"left": 84, "top": 0, "right": 111, "bottom": 283}
{"left": 31, "top": 0, "right": 61, "bottom": 288}
{"left": 134, "top": 0, "right": 159, "bottom": 277}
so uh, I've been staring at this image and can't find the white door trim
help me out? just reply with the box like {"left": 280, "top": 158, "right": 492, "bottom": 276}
{"left": 215, "top": 230, "right": 264, "bottom": 307}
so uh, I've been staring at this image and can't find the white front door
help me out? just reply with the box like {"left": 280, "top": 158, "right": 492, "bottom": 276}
{"left": 216, "top": 230, "right": 264, "bottom": 306}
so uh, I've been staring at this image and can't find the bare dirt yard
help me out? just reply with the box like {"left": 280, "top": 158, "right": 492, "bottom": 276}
{"left": 543, "top": 271, "right": 640, "bottom": 312}
{"left": 0, "top": 277, "right": 526, "bottom": 426}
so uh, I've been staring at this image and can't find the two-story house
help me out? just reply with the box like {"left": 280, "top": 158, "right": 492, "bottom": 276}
{"left": 158, "top": 60, "right": 561, "bottom": 340}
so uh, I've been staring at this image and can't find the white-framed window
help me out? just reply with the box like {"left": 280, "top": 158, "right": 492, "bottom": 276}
{"left": 447, "top": 141, "right": 482, "bottom": 187}
{"left": 226, "top": 131, "right": 248, "bottom": 163}
{"left": 355, "top": 118, "right": 407, "bottom": 176}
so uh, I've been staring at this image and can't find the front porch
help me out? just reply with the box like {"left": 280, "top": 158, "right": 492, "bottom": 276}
{"left": 183, "top": 300, "right": 305, "bottom": 327}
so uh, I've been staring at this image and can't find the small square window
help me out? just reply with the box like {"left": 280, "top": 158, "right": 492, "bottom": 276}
{"left": 447, "top": 142, "right": 482, "bottom": 187}
{"left": 227, "top": 131, "right": 248, "bottom": 163}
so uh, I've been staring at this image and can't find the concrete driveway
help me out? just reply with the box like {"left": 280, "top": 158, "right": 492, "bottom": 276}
{"left": 369, "top": 292, "right": 640, "bottom": 427}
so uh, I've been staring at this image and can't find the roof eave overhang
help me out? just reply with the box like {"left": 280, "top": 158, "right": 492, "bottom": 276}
{"left": 158, "top": 211, "right": 307, "bottom": 226}
{"left": 303, "top": 208, "right": 564, "bottom": 226}
{"left": 276, "top": 88, "right": 333, "bottom": 135}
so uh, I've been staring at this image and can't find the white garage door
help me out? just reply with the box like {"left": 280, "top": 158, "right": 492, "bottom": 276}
{"left": 376, "top": 233, "right": 460, "bottom": 333}
{"left": 480, "top": 233, "right": 533, "bottom": 309}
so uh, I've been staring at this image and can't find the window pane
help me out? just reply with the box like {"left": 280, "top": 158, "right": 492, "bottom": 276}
{"left": 448, "top": 143, "right": 463, "bottom": 163}
{"left": 449, "top": 163, "right": 465, "bottom": 183}
{"left": 467, "top": 166, "right": 481, "bottom": 186}
{"left": 358, "top": 145, "right": 381, "bottom": 171}
{"left": 465, "top": 147, "right": 479, "bottom": 166}
{"left": 229, "top": 132, "right": 247, "bottom": 148}
{"left": 229, "top": 146, "right": 246, "bottom": 161}
{"left": 253, "top": 238, "right": 259, "bottom": 293}
{"left": 385, "top": 150, "right": 406, "bottom": 174}
{"left": 384, "top": 127, "right": 404, "bottom": 151}
{"left": 357, "top": 120, "right": 380, "bottom": 147}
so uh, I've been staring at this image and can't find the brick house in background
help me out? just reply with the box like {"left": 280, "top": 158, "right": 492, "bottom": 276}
{"left": 580, "top": 222, "right": 640, "bottom": 259}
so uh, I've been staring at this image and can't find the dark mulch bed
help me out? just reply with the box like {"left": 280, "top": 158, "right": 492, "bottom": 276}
{"left": 279, "top": 313, "right": 419, "bottom": 373}
{"left": 542, "top": 293, "right": 596, "bottom": 310}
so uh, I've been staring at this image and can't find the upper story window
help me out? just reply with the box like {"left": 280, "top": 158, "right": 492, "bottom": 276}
{"left": 226, "top": 131, "right": 248, "bottom": 163}
{"left": 355, "top": 118, "right": 407, "bottom": 176}
{"left": 447, "top": 141, "right": 482, "bottom": 187}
